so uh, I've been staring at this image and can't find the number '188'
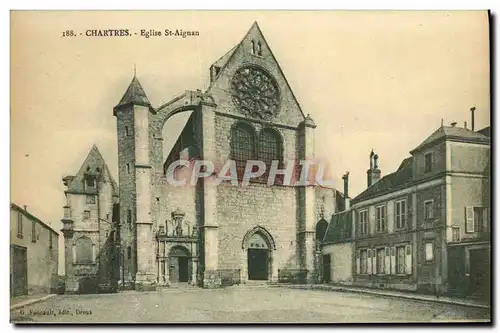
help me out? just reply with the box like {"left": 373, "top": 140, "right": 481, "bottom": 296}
{"left": 62, "top": 30, "right": 76, "bottom": 37}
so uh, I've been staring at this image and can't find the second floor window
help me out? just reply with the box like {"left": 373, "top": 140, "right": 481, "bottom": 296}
{"left": 466, "top": 206, "right": 488, "bottom": 233}
{"left": 424, "top": 152, "right": 433, "bottom": 173}
{"left": 17, "top": 212, "right": 23, "bottom": 238}
{"left": 376, "top": 205, "right": 387, "bottom": 232}
{"left": 424, "top": 201, "right": 434, "bottom": 220}
{"left": 359, "top": 210, "right": 368, "bottom": 235}
{"left": 31, "top": 221, "right": 36, "bottom": 243}
{"left": 395, "top": 200, "right": 407, "bottom": 229}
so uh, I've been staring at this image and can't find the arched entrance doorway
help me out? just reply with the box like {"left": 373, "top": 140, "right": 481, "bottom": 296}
{"left": 243, "top": 227, "right": 276, "bottom": 281}
{"left": 168, "top": 246, "right": 191, "bottom": 283}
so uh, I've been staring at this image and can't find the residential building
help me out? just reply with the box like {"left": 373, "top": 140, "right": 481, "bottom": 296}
{"left": 10, "top": 203, "right": 59, "bottom": 297}
{"left": 347, "top": 121, "right": 490, "bottom": 298}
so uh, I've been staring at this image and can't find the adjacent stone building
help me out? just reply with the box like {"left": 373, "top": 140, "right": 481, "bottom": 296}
{"left": 112, "top": 22, "right": 343, "bottom": 290}
{"left": 10, "top": 203, "right": 59, "bottom": 297}
{"left": 322, "top": 121, "right": 490, "bottom": 299}
{"left": 61, "top": 145, "right": 120, "bottom": 293}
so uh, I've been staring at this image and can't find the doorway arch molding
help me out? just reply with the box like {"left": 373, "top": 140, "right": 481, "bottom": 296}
{"left": 241, "top": 226, "right": 276, "bottom": 250}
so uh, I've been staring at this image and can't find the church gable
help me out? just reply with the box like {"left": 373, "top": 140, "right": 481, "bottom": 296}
{"left": 207, "top": 22, "right": 306, "bottom": 127}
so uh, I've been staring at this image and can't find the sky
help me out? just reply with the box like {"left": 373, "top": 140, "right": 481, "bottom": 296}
{"left": 10, "top": 11, "right": 490, "bottom": 273}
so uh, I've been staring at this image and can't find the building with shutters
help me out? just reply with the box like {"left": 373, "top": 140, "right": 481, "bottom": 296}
{"left": 345, "top": 120, "right": 490, "bottom": 297}
{"left": 60, "top": 145, "right": 120, "bottom": 293}
{"left": 10, "top": 203, "right": 59, "bottom": 297}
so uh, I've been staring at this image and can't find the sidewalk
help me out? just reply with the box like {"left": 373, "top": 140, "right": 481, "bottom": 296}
{"left": 271, "top": 284, "right": 490, "bottom": 309}
{"left": 10, "top": 294, "right": 57, "bottom": 311}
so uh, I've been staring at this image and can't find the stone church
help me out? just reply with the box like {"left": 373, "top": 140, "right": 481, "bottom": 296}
{"left": 63, "top": 22, "right": 345, "bottom": 291}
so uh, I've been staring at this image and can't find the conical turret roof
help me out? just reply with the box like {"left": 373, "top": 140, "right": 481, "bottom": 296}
{"left": 114, "top": 75, "right": 152, "bottom": 112}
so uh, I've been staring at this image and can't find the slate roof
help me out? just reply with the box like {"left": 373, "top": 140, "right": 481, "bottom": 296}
{"left": 323, "top": 210, "right": 353, "bottom": 244}
{"left": 411, "top": 125, "right": 489, "bottom": 153}
{"left": 114, "top": 75, "right": 152, "bottom": 110}
{"left": 66, "top": 145, "right": 118, "bottom": 195}
{"left": 352, "top": 157, "right": 413, "bottom": 204}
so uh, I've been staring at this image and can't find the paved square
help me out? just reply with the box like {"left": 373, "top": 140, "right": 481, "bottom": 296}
{"left": 10, "top": 286, "right": 491, "bottom": 323}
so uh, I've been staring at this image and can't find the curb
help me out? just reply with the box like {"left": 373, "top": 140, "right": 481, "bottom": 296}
{"left": 10, "top": 294, "right": 57, "bottom": 311}
{"left": 271, "top": 285, "right": 490, "bottom": 310}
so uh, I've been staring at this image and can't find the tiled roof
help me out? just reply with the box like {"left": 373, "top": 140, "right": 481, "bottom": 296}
{"left": 323, "top": 210, "right": 352, "bottom": 243}
{"left": 411, "top": 126, "right": 489, "bottom": 153}
{"left": 115, "top": 75, "right": 151, "bottom": 109}
{"left": 353, "top": 157, "right": 413, "bottom": 203}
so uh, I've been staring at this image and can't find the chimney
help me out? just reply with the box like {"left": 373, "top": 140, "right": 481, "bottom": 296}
{"left": 464, "top": 121, "right": 467, "bottom": 129}
{"left": 367, "top": 151, "right": 381, "bottom": 188}
{"left": 470, "top": 106, "right": 476, "bottom": 131}
{"left": 342, "top": 172, "right": 350, "bottom": 210}
{"left": 23, "top": 205, "right": 27, "bottom": 211}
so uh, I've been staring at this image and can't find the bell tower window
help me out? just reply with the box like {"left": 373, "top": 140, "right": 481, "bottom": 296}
{"left": 257, "top": 41, "right": 262, "bottom": 56}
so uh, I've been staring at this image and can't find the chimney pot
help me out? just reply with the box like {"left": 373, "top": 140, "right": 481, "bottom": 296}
{"left": 464, "top": 121, "right": 467, "bottom": 129}
{"left": 470, "top": 106, "right": 475, "bottom": 131}
{"left": 23, "top": 205, "right": 27, "bottom": 211}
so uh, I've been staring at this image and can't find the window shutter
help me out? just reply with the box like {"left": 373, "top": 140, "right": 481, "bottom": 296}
{"left": 465, "top": 206, "right": 474, "bottom": 233}
{"left": 367, "top": 249, "right": 372, "bottom": 275}
{"left": 405, "top": 244, "right": 412, "bottom": 275}
{"left": 372, "top": 249, "right": 377, "bottom": 275}
{"left": 356, "top": 250, "right": 360, "bottom": 275}
{"left": 390, "top": 246, "right": 396, "bottom": 275}
{"left": 385, "top": 247, "right": 390, "bottom": 274}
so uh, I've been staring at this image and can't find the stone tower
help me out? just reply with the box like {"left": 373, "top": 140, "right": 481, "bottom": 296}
{"left": 113, "top": 75, "right": 157, "bottom": 290}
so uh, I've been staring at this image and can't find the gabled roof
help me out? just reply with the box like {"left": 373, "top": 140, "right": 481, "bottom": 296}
{"left": 323, "top": 210, "right": 352, "bottom": 244}
{"left": 206, "top": 21, "right": 307, "bottom": 120}
{"left": 411, "top": 125, "right": 489, "bottom": 153}
{"left": 66, "top": 145, "right": 118, "bottom": 195}
{"left": 11, "top": 203, "right": 59, "bottom": 235}
{"left": 353, "top": 157, "right": 413, "bottom": 204}
{"left": 114, "top": 75, "right": 152, "bottom": 111}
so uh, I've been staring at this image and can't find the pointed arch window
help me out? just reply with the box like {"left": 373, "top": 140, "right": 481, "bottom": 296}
{"left": 231, "top": 123, "right": 256, "bottom": 180}
{"left": 258, "top": 128, "right": 283, "bottom": 183}
{"left": 257, "top": 41, "right": 262, "bottom": 56}
{"left": 251, "top": 40, "right": 256, "bottom": 54}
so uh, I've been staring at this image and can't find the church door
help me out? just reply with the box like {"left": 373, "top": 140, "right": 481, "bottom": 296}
{"left": 248, "top": 249, "right": 269, "bottom": 280}
{"left": 178, "top": 257, "right": 189, "bottom": 282}
{"left": 247, "top": 232, "right": 271, "bottom": 280}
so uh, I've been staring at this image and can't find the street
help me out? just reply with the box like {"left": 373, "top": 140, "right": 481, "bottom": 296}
{"left": 10, "top": 286, "right": 491, "bottom": 323}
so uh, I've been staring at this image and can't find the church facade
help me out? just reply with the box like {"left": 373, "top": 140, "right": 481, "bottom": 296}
{"left": 65, "top": 22, "right": 344, "bottom": 291}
